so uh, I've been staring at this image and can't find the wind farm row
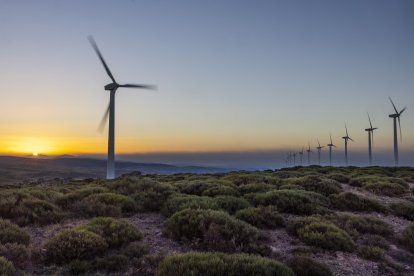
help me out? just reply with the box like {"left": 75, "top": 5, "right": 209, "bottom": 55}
{"left": 284, "top": 98, "right": 407, "bottom": 168}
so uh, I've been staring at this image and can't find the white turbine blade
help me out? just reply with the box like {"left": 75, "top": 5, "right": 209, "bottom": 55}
{"left": 399, "top": 107, "right": 407, "bottom": 115}
{"left": 389, "top": 96, "right": 399, "bottom": 114}
{"left": 97, "top": 103, "right": 110, "bottom": 133}
{"left": 367, "top": 113, "right": 373, "bottom": 129}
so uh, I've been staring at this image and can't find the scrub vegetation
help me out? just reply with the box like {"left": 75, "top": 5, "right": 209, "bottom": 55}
{"left": 0, "top": 166, "right": 413, "bottom": 275}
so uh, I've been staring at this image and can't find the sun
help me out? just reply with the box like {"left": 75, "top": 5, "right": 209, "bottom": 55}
{"left": 32, "top": 152, "right": 38, "bottom": 157}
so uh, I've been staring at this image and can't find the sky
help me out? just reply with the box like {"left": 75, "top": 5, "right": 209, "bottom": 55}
{"left": 0, "top": 0, "right": 413, "bottom": 168}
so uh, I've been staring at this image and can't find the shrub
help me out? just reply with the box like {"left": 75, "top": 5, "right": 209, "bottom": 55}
{"left": 56, "top": 187, "right": 108, "bottom": 208}
{"left": 0, "top": 243, "right": 30, "bottom": 269}
{"left": 156, "top": 252, "right": 294, "bottom": 276}
{"left": 301, "top": 178, "right": 342, "bottom": 196}
{"left": 349, "top": 176, "right": 409, "bottom": 196}
{"left": 359, "top": 234, "right": 389, "bottom": 250}
{"left": 390, "top": 201, "right": 414, "bottom": 221}
{"left": 399, "top": 223, "right": 414, "bottom": 253}
{"left": 288, "top": 255, "right": 333, "bottom": 276}
{"left": 81, "top": 193, "right": 136, "bottom": 217}
{"left": 214, "top": 196, "right": 251, "bottom": 214}
{"left": 68, "top": 259, "right": 91, "bottom": 275}
{"left": 235, "top": 206, "right": 284, "bottom": 229}
{"left": 161, "top": 194, "right": 219, "bottom": 217}
{"left": 238, "top": 183, "right": 274, "bottom": 194}
{"left": 358, "top": 246, "right": 384, "bottom": 261}
{"left": 0, "top": 219, "right": 30, "bottom": 245}
{"left": 288, "top": 217, "right": 355, "bottom": 251}
{"left": 327, "top": 173, "right": 349, "bottom": 183}
{"left": 175, "top": 180, "right": 215, "bottom": 196}
{"left": 76, "top": 217, "right": 142, "bottom": 248}
{"left": 251, "top": 190, "right": 330, "bottom": 215}
{"left": 329, "top": 192, "right": 387, "bottom": 213}
{"left": 163, "top": 209, "right": 269, "bottom": 254}
{"left": 95, "top": 254, "right": 128, "bottom": 272}
{"left": 202, "top": 185, "right": 239, "bottom": 197}
{"left": 278, "top": 184, "right": 304, "bottom": 190}
{"left": 123, "top": 241, "right": 149, "bottom": 258}
{"left": 329, "top": 214, "right": 392, "bottom": 237}
{"left": 127, "top": 180, "right": 175, "bottom": 212}
{"left": 44, "top": 229, "right": 108, "bottom": 263}
{"left": 0, "top": 256, "right": 15, "bottom": 276}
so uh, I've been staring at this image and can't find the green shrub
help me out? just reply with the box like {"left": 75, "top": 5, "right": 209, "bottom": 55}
{"left": 161, "top": 194, "right": 219, "bottom": 217}
{"left": 399, "top": 223, "right": 414, "bottom": 253}
{"left": 359, "top": 234, "right": 389, "bottom": 250}
{"left": 202, "top": 185, "right": 239, "bottom": 197}
{"left": 288, "top": 217, "right": 355, "bottom": 251}
{"left": 0, "top": 243, "right": 30, "bottom": 269}
{"left": 235, "top": 206, "right": 284, "bottom": 229}
{"left": 251, "top": 190, "right": 330, "bottom": 215}
{"left": 0, "top": 256, "right": 15, "bottom": 276}
{"left": 301, "top": 177, "right": 342, "bottom": 196}
{"left": 390, "top": 201, "right": 414, "bottom": 221}
{"left": 327, "top": 173, "right": 349, "bottom": 183}
{"left": 238, "top": 183, "right": 274, "bottom": 194}
{"left": 175, "top": 180, "right": 216, "bottom": 196}
{"left": 81, "top": 193, "right": 136, "bottom": 217}
{"left": 56, "top": 187, "right": 108, "bottom": 208}
{"left": 95, "top": 254, "right": 128, "bottom": 272}
{"left": 156, "top": 252, "right": 294, "bottom": 276}
{"left": 76, "top": 217, "right": 142, "bottom": 248}
{"left": 288, "top": 255, "right": 333, "bottom": 276}
{"left": 358, "top": 246, "right": 384, "bottom": 261}
{"left": 123, "top": 241, "right": 149, "bottom": 258}
{"left": 127, "top": 180, "right": 175, "bottom": 212}
{"left": 0, "top": 219, "right": 30, "bottom": 245}
{"left": 329, "top": 192, "right": 387, "bottom": 213}
{"left": 44, "top": 229, "right": 108, "bottom": 263}
{"left": 68, "top": 259, "right": 91, "bottom": 275}
{"left": 349, "top": 176, "right": 409, "bottom": 196}
{"left": 329, "top": 214, "right": 392, "bottom": 237}
{"left": 278, "top": 184, "right": 304, "bottom": 190}
{"left": 163, "top": 209, "right": 269, "bottom": 254}
{"left": 214, "top": 196, "right": 251, "bottom": 214}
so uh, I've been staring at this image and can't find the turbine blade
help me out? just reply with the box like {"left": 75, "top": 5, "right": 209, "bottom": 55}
{"left": 330, "top": 134, "right": 333, "bottom": 144}
{"left": 389, "top": 96, "right": 398, "bottom": 114}
{"left": 399, "top": 107, "right": 407, "bottom": 115}
{"left": 97, "top": 103, "right": 110, "bottom": 133}
{"left": 367, "top": 113, "right": 373, "bottom": 129}
{"left": 345, "top": 123, "right": 349, "bottom": 137}
{"left": 349, "top": 137, "right": 354, "bottom": 142}
{"left": 119, "top": 84, "right": 157, "bottom": 90}
{"left": 317, "top": 138, "right": 321, "bottom": 147}
{"left": 88, "top": 36, "right": 116, "bottom": 83}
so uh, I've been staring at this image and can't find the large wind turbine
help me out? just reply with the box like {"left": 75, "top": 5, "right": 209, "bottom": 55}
{"left": 316, "top": 139, "right": 324, "bottom": 165}
{"left": 388, "top": 97, "right": 406, "bottom": 167}
{"left": 306, "top": 143, "right": 312, "bottom": 165}
{"left": 88, "top": 36, "right": 156, "bottom": 179}
{"left": 327, "top": 134, "right": 336, "bottom": 166}
{"left": 365, "top": 113, "right": 378, "bottom": 166}
{"left": 342, "top": 124, "right": 354, "bottom": 166}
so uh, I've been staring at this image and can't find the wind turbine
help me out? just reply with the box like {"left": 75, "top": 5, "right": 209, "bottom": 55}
{"left": 316, "top": 139, "right": 324, "bottom": 165}
{"left": 327, "top": 134, "right": 336, "bottom": 166}
{"left": 388, "top": 97, "right": 406, "bottom": 167}
{"left": 342, "top": 124, "right": 354, "bottom": 166}
{"left": 365, "top": 113, "right": 378, "bottom": 166}
{"left": 299, "top": 147, "right": 304, "bottom": 166}
{"left": 306, "top": 143, "right": 312, "bottom": 165}
{"left": 88, "top": 36, "right": 156, "bottom": 179}
{"left": 292, "top": 152, "right": 297, "bottom": 166}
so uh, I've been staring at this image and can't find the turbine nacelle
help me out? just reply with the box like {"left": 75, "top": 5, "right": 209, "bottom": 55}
{"left": 105, "top": 83, "right": 119, "bottom": 91}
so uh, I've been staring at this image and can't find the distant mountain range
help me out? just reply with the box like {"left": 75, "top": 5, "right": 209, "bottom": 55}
{"left": 0, "top": 156, "right": 232, "bottom": 185}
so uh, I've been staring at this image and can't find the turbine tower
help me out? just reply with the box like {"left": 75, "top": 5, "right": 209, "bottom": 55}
{"left": 388, "top": 97, "right": 406, "bottom": 167}
{"left": 299, "top": 147, "right": 304, "bottom": 166}
{"left": 342, "top": 124, "right": 354, "bottom": 166}
{"left": 316, "top": 139, "right": 324, "bottom": 165}
{"left": 327, "top": 134, "right": 336, "bottom": 166}
{"left": 365, "top": 113, "right": 378, "bottom": 166}
{"left": 292, "top": 152, "right": 297, "bottom": 166}
{"left": 306, "top": 143, "right": 312, "bottom": 165}
{"left": 89, "top": 36, "right": 156, "bottom": 179}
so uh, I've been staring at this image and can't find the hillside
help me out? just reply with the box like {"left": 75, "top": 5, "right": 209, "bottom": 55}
{"left": 0, "top": 166, "right": 413, "bottom": 275}
{"left": 0, "top": 156, "right": 231, "bottom": 184}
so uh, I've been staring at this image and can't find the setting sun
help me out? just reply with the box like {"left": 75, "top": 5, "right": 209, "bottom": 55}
{"left": 32, "top": 152, "right": 38, "bottom": 157}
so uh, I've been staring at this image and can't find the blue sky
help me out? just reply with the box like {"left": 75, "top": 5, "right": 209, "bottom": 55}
{"left": 0, "top": 0, "right": 413, "bottom": 168}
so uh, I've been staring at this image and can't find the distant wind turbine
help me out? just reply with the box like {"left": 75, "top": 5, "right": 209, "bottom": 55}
{"left": 365, "top": 113, "right": 378, "bottom": 166}
{"left": 316, "top": 139, "right": 324, "bottom": 165}
{"left": 306, "top": 143, "right": 312, "bottom": 165}
{"left": 88, "top": 36, "right": 156, "bottom": 179}
{"left": 342, "top": 124, "right": 354, "bottom": 166}
{"left": 292, "top": 152, "right": 297, "bottom": 166}
{"left": 388, "top": 97, "right": 406, "bottom": 167}
{"left": 299, "top": 147, "right": 304, "bottom": 166}
{"left": 327, "top": 134, "right": 336, "bottom": 166}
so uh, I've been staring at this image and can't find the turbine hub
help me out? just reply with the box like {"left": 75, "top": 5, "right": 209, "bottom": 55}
{"left": 389, "top": 114, "right": 398, "bottom": 118}
{"left": 104, "top": 83, "right": 119, "bottom": 91}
